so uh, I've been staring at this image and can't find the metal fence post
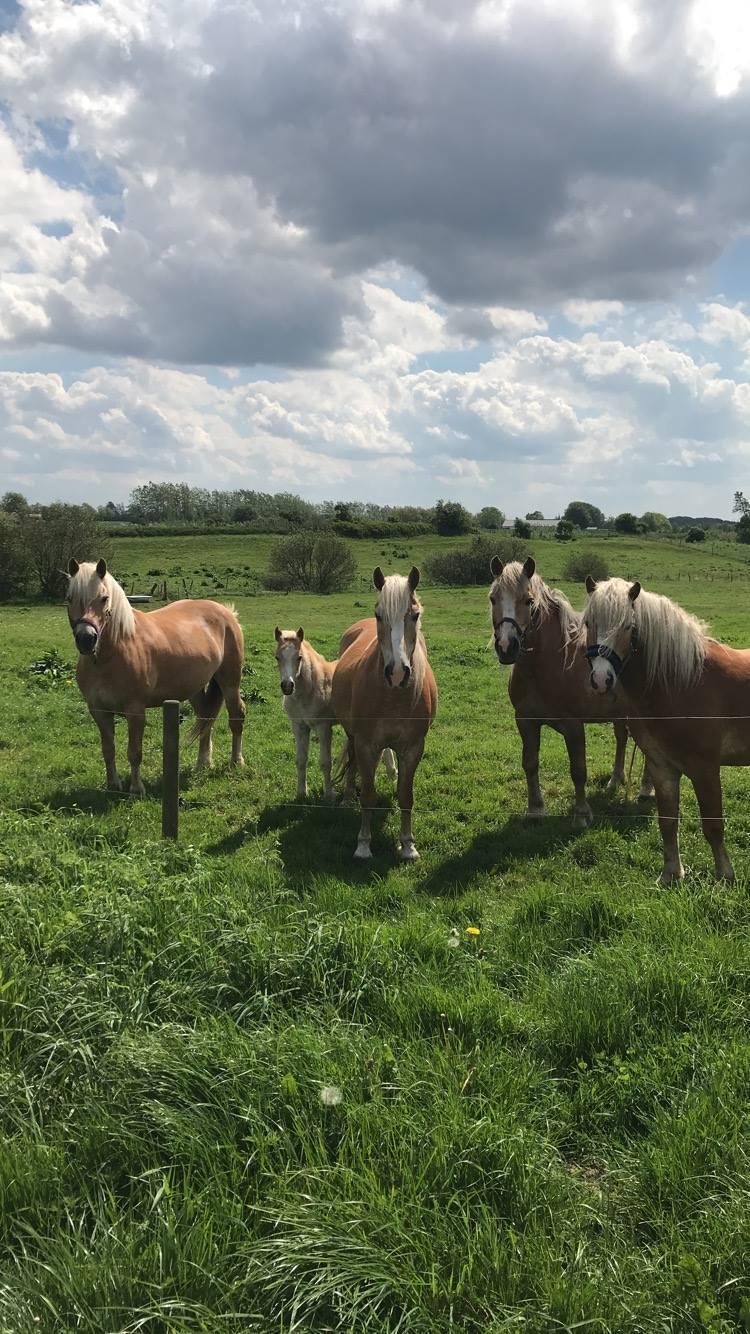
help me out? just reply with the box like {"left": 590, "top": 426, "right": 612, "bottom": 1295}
{"left": 162, "top": 700, "right": 180, "bottom": 839}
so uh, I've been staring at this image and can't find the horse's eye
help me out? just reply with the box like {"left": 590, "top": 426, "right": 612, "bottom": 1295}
{"left": 525, "top": 597, "right": 533, "bottom": 607}
{"left": 489, "top": 595, "right": 496, "bottom": 605}
{"left": 411, "top": 612, "right": 419, "bottom": 622}
{"left": 374, "top": 611, "right": 381, "bottom": 622}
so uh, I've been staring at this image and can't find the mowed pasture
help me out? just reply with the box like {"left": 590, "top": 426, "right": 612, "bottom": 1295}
{"left": 2, "top": 533, "right": 750, "bottom": 1331}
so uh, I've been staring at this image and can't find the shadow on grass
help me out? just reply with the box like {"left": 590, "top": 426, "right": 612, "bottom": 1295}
{"left": 205, "top": 792, "right": 404, "bottom": 881}
{"left": 41, "top": 762, "right": 200, "bottom": 815}
{"left": 415, "top": 793, "right": 655, "bottom": 898}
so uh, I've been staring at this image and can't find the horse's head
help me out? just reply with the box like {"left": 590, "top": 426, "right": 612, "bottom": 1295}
{"left": 373, "top": 565, "right": 422, "bottom": 687}
{"left": 489, "top": 555, "right": 537, "bottom": 665}
{"left": 583, "top": 575, "right": 641, "bottom": 693}
{"left": 66, "top": 558, "right": 111, "bottom": 656}
{"left": 275, "top": 625, "right": 304, "bottom": 696}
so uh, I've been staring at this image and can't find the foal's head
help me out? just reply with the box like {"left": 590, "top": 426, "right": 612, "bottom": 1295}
{"left": 373, "top": 566, "right": 422, "bottom": 687}
{"left": 489, "top": 555, "right": 537, "bottom": 665}
{"left": 274, "top": 626, "right": 305, "bottom": 696}
{"left": 65, "top": 558, "right": 119, "bottom": 655}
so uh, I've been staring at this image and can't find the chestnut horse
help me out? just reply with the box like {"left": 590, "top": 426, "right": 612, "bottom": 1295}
{"left": 331, "top": 566, "right": 437, "bottom": 860}
{"left": 490, "top": 556, "right": 652, "bottom": 827}
{"left": 66, "top": 559, "right": 245, "bottom": 793}
{"left": 584, "top": 575, "right": 750, "bottom": 884}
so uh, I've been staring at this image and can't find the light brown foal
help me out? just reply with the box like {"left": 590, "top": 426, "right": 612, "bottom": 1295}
{"left": 66, "top": 559, "right": 245, "bottom": 793}
{"left": 331, "top": 566, "right": 437, "bottom": 860}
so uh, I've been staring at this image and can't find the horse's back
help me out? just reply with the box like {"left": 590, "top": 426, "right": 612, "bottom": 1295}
{"left": 338, "top": 618, "right": 376, "bottom": 659}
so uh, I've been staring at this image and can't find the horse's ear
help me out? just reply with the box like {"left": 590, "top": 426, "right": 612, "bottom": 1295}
{"left": 585, "top": 575, "right": 597, "bottom": 595}
{"left": 274, "top": 625, "right": 282, "bottom": 641}
{"left": 68, "top": 558, "right": 79, "bottom": 576}
{"left": 96, "top": 558, "right": 107, "bottom": 579}
{"left": 490, "top": 555, "right": 503, "bottom": 578}
{"left": 522, "top": 556, "right": 536, "bottom": 580}
{"left": 408, "top": 566, "right": 420, "bottom": 592}
{"left": 297, "top": 626, "right": 304, "bottom": 641}
{"left": 628, "top": 581, "right": 641, "bottom": 603}
{"left": 373, "top": 566, "right": 385, "bottom": 590}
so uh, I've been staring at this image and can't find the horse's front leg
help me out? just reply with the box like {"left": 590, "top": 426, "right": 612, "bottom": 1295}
{"left": 562, "top": 723, "right": 592, "bottom": 829}
{"left": 516, "top": 717, "right": 545, "bottom": 820}
{"left": 316, "top": 722, "right": 334, "bottom": 802}
{"left": 691, "top": 767, "right": 734, "bottom": 882}
{"left": 293, "top": 721, "right": 310, "bottom": 801}
{"left": 127, "top": 711, "right": 147, "bottom": 796}
{"left": 90, "top": 706, "right": 120, "bottom": 790}
{"left": 607, "top": 720, "right": 628, "bottom": 794}
{"left": 396, "top": 738, "right": 425, "bottom": 862}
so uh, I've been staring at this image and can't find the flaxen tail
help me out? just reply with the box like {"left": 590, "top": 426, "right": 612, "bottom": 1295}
{"left": 186, "top": 677, "right": 224, "bottom": 745}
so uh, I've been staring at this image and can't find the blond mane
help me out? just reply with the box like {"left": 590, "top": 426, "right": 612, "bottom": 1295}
{"left": 490, "top": 561, "right": 585, "bottom": 663}
{"left": 376, "top": 574, "right": 427, "bottom": 694}
{"left": 69, "top": 562, "right": 136, "bottom": 642}
{"left": 584, "top": 577, "right": 708, "bottom": 691}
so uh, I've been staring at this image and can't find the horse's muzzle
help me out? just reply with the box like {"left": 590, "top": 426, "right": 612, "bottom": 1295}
{"left": 495, "top": 639, "right": 520, "bottom": 666}
{"left": 74, "top": 624, "right": 99, "bottom": 655}
{"left": 280, "top": 679, "right": 295, "bottom": 696}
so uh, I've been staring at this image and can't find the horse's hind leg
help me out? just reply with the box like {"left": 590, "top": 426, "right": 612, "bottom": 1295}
{"left": 691, "top": 767, "right": 734, "bottom": 882}
{"left": 649, "top": 757, "right": 684, "bottom": 884}
{"left": 354, "top": 739, "right": 379, "bottom": 860}
{"left": 221, "top": 683, "right": 245, "bottom": 767}
{"left": 517, "top": 718, "right": 545, "bottom": 820}
{"left": 126, "top": 711, "right": 146, "bottom": 797}
{"left": 189, "top": 689, "right": 218, "bottom": 770}
{"left": 381, "top": 748, "right": 397, "bottom": 782}
{"left": 639, "top": 760, "right": 655, "bottom": 801}
{"left": 90, "top": 706, "right": 120, "bottom": 790}
{"left": 562, "top": 723, "right": 592, "bottom": 829}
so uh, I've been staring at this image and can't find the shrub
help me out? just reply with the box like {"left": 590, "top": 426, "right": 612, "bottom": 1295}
{"left": 614, "top": 512, "right": 639, "bottom": 535}
{"left": 424, "top": 535, "right": 527, "bottom": 585}
{"left": 738, "top": 514, "right": 750, "bottom": 545}
{"left": 264, "top": 531, "right": 357, "bottom": 594}
{"left": 563, "top": 551, "right": 610, "bottom": 584}
{"left": 640, "top": 511, "right": 671, "bottom": 533}
{"left": 555, "top": 520, "right": 575, "bottom": 542}
{"left": 21, "top": 504, "right": 111, "bottom": 600}
{"left": 514, "top": 518, "right": 532, "bottom": 539}
{"left": 0, "top": 512, "right": 30, "bottom": 600}
{"left": 686, "top": 527, "right": 706, "bottom": 543}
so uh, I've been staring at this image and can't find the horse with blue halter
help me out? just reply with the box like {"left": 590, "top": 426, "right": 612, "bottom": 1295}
{"left": 489, "top": 556, "right": 652, "bottom": 827}
{"left": 584, "top": 574, "right": 750, "bottom": 884}
{"left": 65, "top": 559, "right": 245, "bottom": 793}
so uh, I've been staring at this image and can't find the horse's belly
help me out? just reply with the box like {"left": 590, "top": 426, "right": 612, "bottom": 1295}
{"left": 719, "top": 725, "right": 750, "bottom": 764}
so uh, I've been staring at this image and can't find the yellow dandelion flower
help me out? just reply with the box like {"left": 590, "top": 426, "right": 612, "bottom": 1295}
{"left": 465, "top": 926, "right": 481, "bottom": 937}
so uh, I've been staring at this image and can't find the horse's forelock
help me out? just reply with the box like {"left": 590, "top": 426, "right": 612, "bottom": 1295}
{"left": 586, "top": 577, "right": 708, "bottom": 690}
{"left": 68, "top": 561, "right": 135, "bottom": 641}
{"left": 377, "top": 574, "right": 420, "bottom": 624}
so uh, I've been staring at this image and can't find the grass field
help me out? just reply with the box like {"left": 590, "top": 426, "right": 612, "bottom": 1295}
{"left": 2, "top": 532, "right": 750, "bottom": 1330}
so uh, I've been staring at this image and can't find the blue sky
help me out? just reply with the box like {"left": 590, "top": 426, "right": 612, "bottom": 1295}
{"left": 2, "top": 0, "right": 750, "bottom": 519}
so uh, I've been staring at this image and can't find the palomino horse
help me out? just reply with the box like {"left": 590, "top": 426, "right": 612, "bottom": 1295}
{"left": 331, "top": 566, "right": 437, "bottom": 860}
{"left": 490, "top": 556, "right": 652, "bottom": 828}
{"left": 66, "top": 559, "right": 245, "bottom": 793}
{"left": 584, "top": 575, "right": 750, "bottom": 885}
{"left": 274, "top": 626, "right": 397, "bottom": 801}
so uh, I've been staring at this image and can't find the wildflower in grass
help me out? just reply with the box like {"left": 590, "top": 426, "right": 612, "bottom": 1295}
{"left": 320, "top": 1084, "right": 343, "bottom": 1107}
{"left": 466, "top": 926, "right": 481, "bottom": 937}
{"left": 447, "top": 928, "right": 460, "bottom": 948}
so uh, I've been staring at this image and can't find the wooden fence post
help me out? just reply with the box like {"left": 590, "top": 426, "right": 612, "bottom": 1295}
{"left": 162, "top": 700, "right": 180, "bottom": 840}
